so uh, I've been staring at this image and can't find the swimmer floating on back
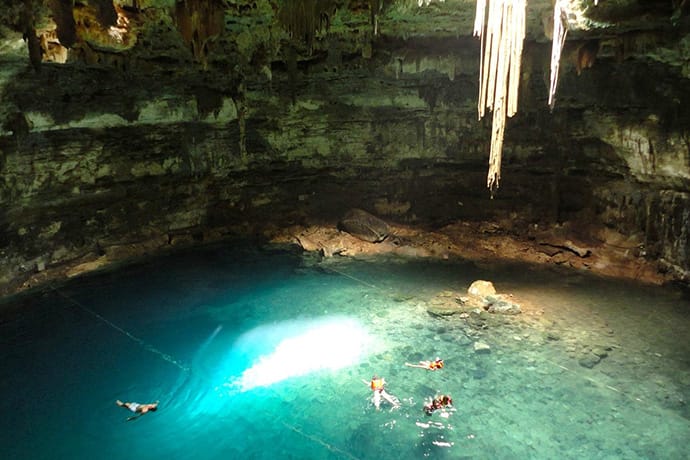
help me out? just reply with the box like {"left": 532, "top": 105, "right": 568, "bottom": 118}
{"left": 405, "top": 357, "right": 444, "bottom": 371}
{"left": 116, "top": 400, "right": 159, "bottom": 421}
{"left": 362, "top": 376, "right": 401, "bottom": 410}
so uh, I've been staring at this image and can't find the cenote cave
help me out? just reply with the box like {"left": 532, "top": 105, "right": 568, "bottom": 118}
{"left": 1, "top": 1, "right": 689, "bottom": 459}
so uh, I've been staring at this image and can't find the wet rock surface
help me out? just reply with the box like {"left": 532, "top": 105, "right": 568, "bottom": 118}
{"left": 0, "top": 207, "right": 680, "bottom": 299}
{"left": 276, "top": 218, "right": 674, "bottom": 287}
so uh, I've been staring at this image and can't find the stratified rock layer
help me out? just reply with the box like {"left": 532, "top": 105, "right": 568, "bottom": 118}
{"left": 0, "top": 1, "right": 689, "bottom": 295}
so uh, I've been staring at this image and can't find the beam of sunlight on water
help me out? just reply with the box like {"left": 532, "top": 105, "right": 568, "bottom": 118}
{"left": 219, "top": 316, "right": 372, "bottom": 392}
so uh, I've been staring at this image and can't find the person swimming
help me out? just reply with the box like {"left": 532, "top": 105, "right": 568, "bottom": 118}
{"left": 116, "top": 400, "right": 159, "bottom": 421}
{"left": 405, "top": 357, "right": 444, "bottom": 371}
{"left": 423, "top": 394, "right": 452, "bottom": 415}
{"left": 362, "top": 375, "right": 401, "bottom": 410}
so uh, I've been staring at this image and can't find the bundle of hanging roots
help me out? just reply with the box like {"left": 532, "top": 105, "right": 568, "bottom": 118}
{"left": 473, "top": 0, "right": 526, "bottom": 195}
{"left": 473, "top": 0, "right": 570, "bottom": 195}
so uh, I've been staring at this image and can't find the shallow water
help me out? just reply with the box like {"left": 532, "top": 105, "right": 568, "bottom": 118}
{"left": 1, "top": 243, "right": 688, "bottom": 460}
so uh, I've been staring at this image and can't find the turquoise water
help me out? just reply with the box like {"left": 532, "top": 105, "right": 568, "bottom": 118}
{"left": 1, "top": 242, "right": 689, "bottom": 460}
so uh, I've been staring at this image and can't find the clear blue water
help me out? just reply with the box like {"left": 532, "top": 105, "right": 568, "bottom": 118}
{"left": 1, "top": 242, "right": 689, "bottom": 460}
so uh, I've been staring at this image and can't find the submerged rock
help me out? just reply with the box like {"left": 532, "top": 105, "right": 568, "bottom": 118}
{"left": 473, "top": 341, "right": 491, "bottom": 353}
{"left": 578, "top": 352, "right": 601, "bottom": 368}
{"left": 426, "top": 290, "right": 464, "bottom": 317}
{"left": 464, "top": 280, "right": 522, "bottom": 315}
{"left": 484, "top": 294, "right": 522, "bottom": 315}
{"left": 591, "top": 346, "right": 610, "bottom": 358}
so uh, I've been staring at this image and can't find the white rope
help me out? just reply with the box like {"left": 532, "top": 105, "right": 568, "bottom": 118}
{"left": 322, "top": 265, "right": 379, "bottom": 290}
{"left": 53, "top": 286, "right": 190, "bottom": 372}
{"left": 541, "top": 358, "right": 647, "bottom": 404}
{"left": 283, "top": 422, "right": 361, "bottom": 460}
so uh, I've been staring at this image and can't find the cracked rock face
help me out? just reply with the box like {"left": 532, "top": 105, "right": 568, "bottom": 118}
{"left": 0, "top": 0, "right": 689, "bottom": 296}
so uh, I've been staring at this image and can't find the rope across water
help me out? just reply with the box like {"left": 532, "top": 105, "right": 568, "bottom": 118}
{"left": 52, "top": 285, "right": 190, "bottom": 373}
{"left": 52, "top": 282, "right": 361, "bottom": 456}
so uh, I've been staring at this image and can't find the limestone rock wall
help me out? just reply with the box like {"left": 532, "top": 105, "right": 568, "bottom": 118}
{"left": 1, "top": 0, "right": 689, "bottom": 295}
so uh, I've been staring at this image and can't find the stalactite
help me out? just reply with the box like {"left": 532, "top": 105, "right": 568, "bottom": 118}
{"left": 93, "top": 0, "right": 117, "bottom": 28}
{"left": 237, "top": 82, "right": 248, "bottom": 161}
{"left": 26, "top": 26, "right": 42, "bottom": 71}
{"left": 48, "top": 0, "right": 77, "bottom": 48}
{"left": 575, "top": 40, "right": 599, "bottom": 75}
{"left": 277, "top": 0, "right": 339, "bottom": 50}
{"left": 174, "top": 0, "right": 225, "bottom": 68}
{"left": 286, "top": 45, "right": 298, "bottom": 104}
{"left": 20, "top": 0, "right": 43, "bottom": 71}
{"left": 369, "top": 0, "right": 384, "bottom": 36}
{"left": 474, "top": 0, "right": 526, "bottom": 195}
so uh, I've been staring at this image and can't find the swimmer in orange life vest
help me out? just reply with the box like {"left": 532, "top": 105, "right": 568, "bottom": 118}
{"left": 362, "top": 376, "right": 400, "bottom": 410}
{"left": 405, "top": 357, "right": 444, "bottom": 371}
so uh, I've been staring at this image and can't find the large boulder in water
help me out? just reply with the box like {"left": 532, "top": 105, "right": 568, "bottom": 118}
{"left": 466, "top": 280, "right": 521, "bottom": 315}
{"left": 338, "top": 208, "right": 390, "bottom": 243}
{"left": 468, "top": 280, "right": 496, "bottom": 298}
